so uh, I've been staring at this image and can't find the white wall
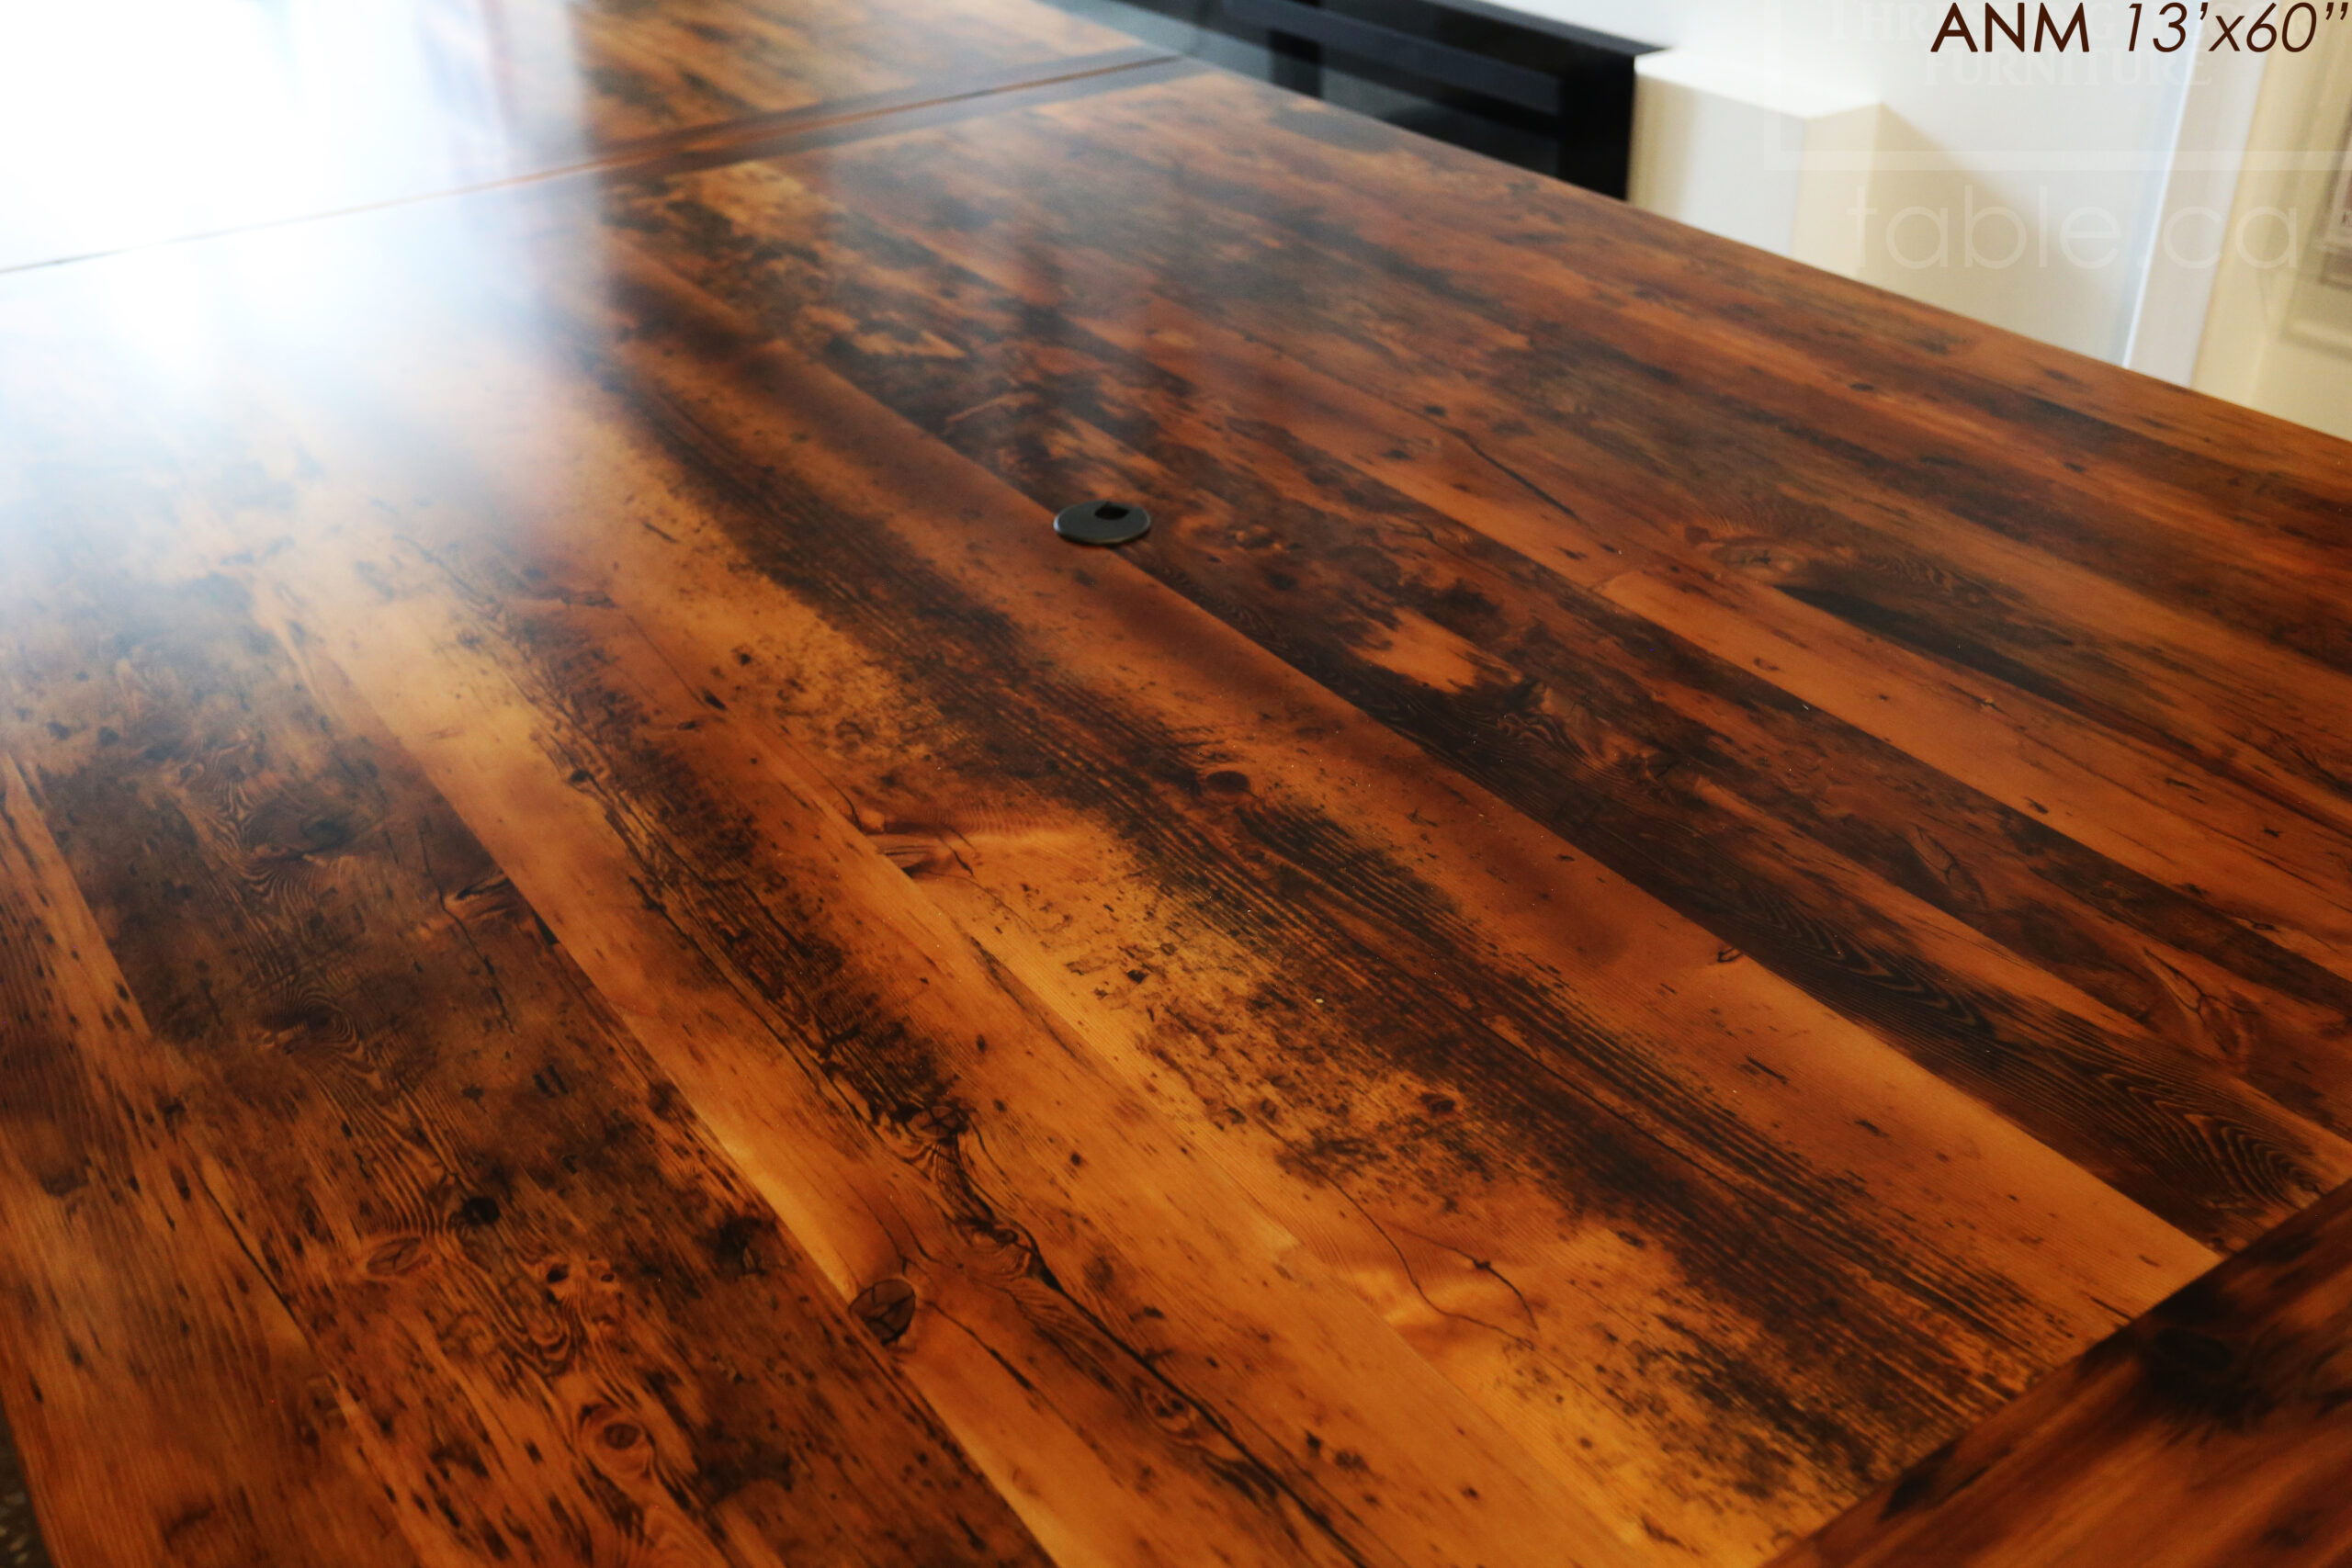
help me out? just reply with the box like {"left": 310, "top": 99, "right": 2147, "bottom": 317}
{"left": 1513, "top": 0, "right": 2203, "bottom": 362}
{"left": 1627, "top": 52, "right": 1883, "bottom": 275}
{"left": 2192, "top": 19, "right": 2352, "bottom": 438}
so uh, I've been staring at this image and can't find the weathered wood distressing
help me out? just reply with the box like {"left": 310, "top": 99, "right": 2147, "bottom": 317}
{"left": 1, "top": 10, "right": 2350, "bottom": 1567}
{"left": 0, "top": 582, "right": 1057, "bottom": 1566}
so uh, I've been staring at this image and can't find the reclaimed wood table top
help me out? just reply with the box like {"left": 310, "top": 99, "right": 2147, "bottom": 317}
{"left": 4, "top": 2, "right": 2352, "bottom": 1563}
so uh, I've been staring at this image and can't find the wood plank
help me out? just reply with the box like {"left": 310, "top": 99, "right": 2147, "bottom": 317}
{"left": 0, "top": 756, "right": 421, "bottom": 1568}
{"left": 253, "top": 550, "right": 1648, "bottom": 1568}
{"left": 765, "top": 76, "right": 2352, "bottom": 933}
{"left": 743, "top": 181, "right": 2352, "bottom": 1004}
{"left": 2, "top": 37, "right": 2349, "bottom": 1568}
{"left": 0, "top": 225, "right": 1646, "bottom": 1568}
{"left": 1004, "top": 83, "right": 2352, "bottom": 589}
{"left": 821, "top": 76, "right": 2352, "bottom": 945}
{"left": 1774, "top": 1175, "right": 2352, "bottom": 1567}
{"left": 0, "top": 571, "right": 1056, "bottom": 1567}
{"left": 0, "top": 188, "right": 2234, "bottom": 1560}
{"left": 567, "top": 98, "right": 2352, "bottom": 1247}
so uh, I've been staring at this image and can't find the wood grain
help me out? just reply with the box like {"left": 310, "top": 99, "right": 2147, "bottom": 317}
{"left": 760, "top": 76, "right": 2352, "bottom": 954}
{"left": 0, "top": 575, "right": 1053, "bottom": 1566}
{"left": 0, "top": 756, "right": 421, "bottom": 1568}
{"left": 255, "top": 536, "right": 1649, "bottom": 1568}
{"left": 0, "top": 180, "right": 2222, "bottom": 1561}
{"left": 0, "top": 24, "right": 2349, "bottom": 1568}
{"left": 574, "top": 82, "right": 2352, "bottom": 1245}
{"left": 1775, "top": 1175, "right": 2352, "bottom": 1567}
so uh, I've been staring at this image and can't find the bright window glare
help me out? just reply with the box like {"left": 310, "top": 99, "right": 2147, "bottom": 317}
{"left": 0, "top": 0, "right": 563, "bottom": 270}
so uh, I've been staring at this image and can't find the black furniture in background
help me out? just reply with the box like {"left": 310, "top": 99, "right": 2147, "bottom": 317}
{"left": 1038, "top": 0, "right": 1657, "bottom": 195}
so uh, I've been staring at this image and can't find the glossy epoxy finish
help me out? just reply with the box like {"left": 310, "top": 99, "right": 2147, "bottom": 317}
{"left": 5, "top": 13, "right": 2352, "bottom": 1568}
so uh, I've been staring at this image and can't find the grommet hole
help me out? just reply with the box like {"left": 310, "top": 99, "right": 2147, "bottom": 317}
{"left": 1054, "top": 498, "right": 1152, "bottom": 546}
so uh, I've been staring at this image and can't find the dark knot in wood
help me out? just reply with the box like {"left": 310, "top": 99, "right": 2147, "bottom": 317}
{"left": 853, "top": 1277, "right": 920, "bottom": 1344}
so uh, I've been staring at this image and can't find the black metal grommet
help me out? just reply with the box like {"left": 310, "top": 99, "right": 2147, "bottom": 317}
{"left": 1054, "top": 499, "right": 1151, "bottom": 546}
